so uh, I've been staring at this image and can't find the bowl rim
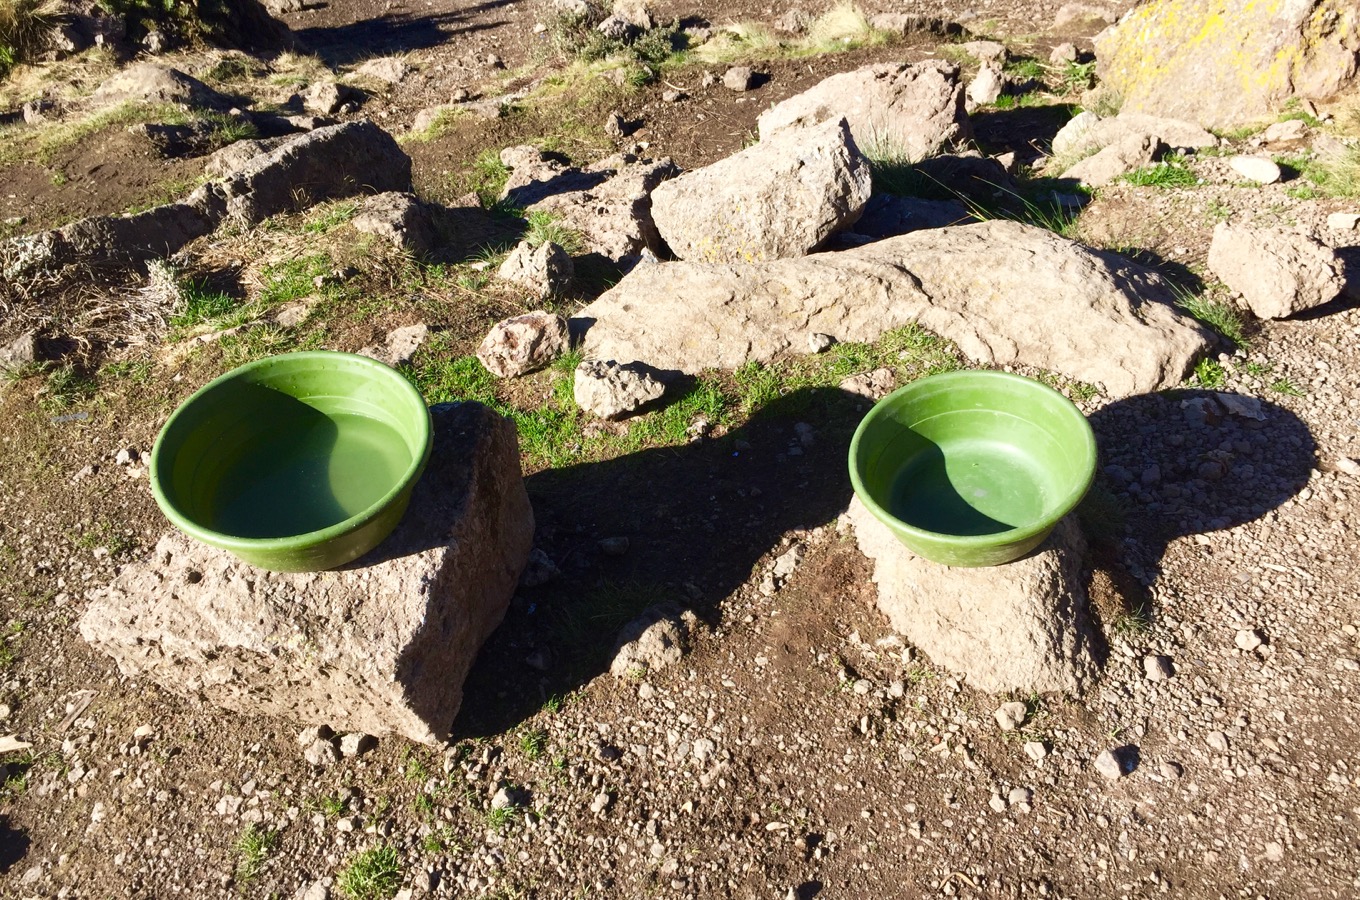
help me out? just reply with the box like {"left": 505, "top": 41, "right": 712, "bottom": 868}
{"left": 149, "top": 350, "right": 433, "bottom": 554}
{"left": 847, "top": 369, "right": 1097, "bottom": 550}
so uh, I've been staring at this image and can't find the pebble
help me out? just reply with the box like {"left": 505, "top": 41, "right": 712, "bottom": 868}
{"left": 1094, "top": 748, "right": 1124, "bottom": 780}
{"left": 304, "top": 738, "right": 340, "bottom": 767}
{"left": 338, "top": 733, "right": 375, "bottom": 757}
{"left": 1159, "top": 761, "right": 1183, "bottom": 780}
{"left": 1235, "top": 629, "right": 1265, "bottom": 652}
{"left": 1229, "top": 155, "right": 1282, "bottom": 184}
{"left": 988, "top": 793, "right": 1007, "bottom": 812}
{"left": 1336, "top": 457, "right": 1360, "bottom": 477}
{"left": 722, "top": 66, "right": 755, "bottom": 91}
{"left": 1143, "top": 655, "right": 1174, "bottom": 681}
{"left": 852, "top": 679, "right": 872, "bottom": 695}
{"left": 1023, "top": 741, "right": 1048, "bottom": 762}
{"left": 1325, "top": 212, "right": 1360, "bottom": 231}
{"left": 1206, "top": 731, "right": 1230, "bottom": 753}
{"left": 589, "top": 792, "right": 611, "bottom": 814}
{"left": 993, "top": 701, "right": 1028, "bottom": 732}
{"left": 808, "top": 332, "right": 835, "bottom": 353}
{"left": 1007, "top": 787, "right": 1033, "bottom": 805}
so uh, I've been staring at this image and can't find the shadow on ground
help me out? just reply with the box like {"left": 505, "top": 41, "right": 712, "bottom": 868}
{"left": 1085, "top": 389, "right": 1316, "bottom": 621}
{"left": 0, "top": 814, "right": 30, "bottom": 874}
{"left": 453, "top": 387, "right": 866, "bottom": 738}
{"left": 292, "top": 4, "right": 515, "bottom": 66}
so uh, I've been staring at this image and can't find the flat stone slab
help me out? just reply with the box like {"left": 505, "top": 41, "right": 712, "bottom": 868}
{"left": 847, "top": 497, "right": 1099, "bottom": 694}
{"left": 79, "top": 401, "right": 534, "bottom": 745}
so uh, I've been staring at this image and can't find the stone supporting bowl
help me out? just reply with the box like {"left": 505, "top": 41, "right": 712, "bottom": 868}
{"left": 849, "top": 370, "right": 1096, "bottom": 567}
{"left": 150, "top": 351, "right": 432, "bottom": 572}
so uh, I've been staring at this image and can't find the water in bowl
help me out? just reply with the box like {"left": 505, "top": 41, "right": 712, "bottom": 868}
{"left": 212, "top": 411, "right": 410, "bottom": 539}
{"left": 890, "top": 437, "right": 1052, "bottom": 537}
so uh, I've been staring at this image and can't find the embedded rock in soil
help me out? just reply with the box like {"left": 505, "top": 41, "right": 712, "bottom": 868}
{"left": 1207, "top": 222, "right": 1347, "bottom": 319}
{"left": 757, "top": 60, "right": 972, "bottom": 161}
{"left": 1051, "top": 111, "right": 1216, "bottom": 159}
{"left": 502, "top": 149, "right": 677, "bottom": 263}
{"left": 352, "top": 192, "right": 437, "bottom": 255}
{"left": 574, "top": 359, "right": 666, "bottom": 420}
{"left": 967, "top": 61, "right": 1005, "bottom": 106}
{"left": 1061, "top": 133, "right": 1167, "bottom": 188}
{"left": 1095, "top": 0, "right": 1360, "bottom": 128}
{"left": 78, "top": 402, "right": 534, "bottom": 746}
{"left": 650, "top": 117, "right": 871, "bottom": 263}
{"left": 1228, "top": 155, "right": 1283, "bottom": 185}
{"left": 609, "top": 605, "right": 697, "bottom": 678}
{"left": 849, "top": 195, "right": 970, "bottom": 240}
{"left": 497, "top": 240, "right": 574, "bottom": 298}
{"left": 477, "top": 311, "right": 570, "bottom": 377}
{"left": 219, "top": 121, "right": 411, "bottom": 224}
{"left": 577, "top": 219, "right": 1211, "bottom": 397}
{"left": 359, "top": 323, "right": 428, "bottom": 368}
{"left": 203, "top": 136, "right": 294, "bottom": 178}
{"left": 846, "top": 498, "right": 1099, "bottom": 694}
{"left": 91, "top": 63, "right": 229, "bottom": 109}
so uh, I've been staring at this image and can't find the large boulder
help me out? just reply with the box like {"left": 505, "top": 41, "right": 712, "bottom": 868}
{"left": 576, "top": 220, "right": 1212, "bottom": 398}
{"left": 848, "top": 498, "right": 1099, "bottom": 694}
{"left": 352, "top": 192, "right": 437, "bottom": 255}
{"left": 218, "top": 121, "right": 412, "bottom": 223}
{"left": 1094, "top": 0, "right": 1360, "bottom": 128}
{"left": 1060, "top": 133, "right": 1167, "bottom": 188}
{"left": 756, "top": 60, "right": 971, "bottom": 161}
{"left": 78, "top": 402, "right": 533, "bottom": 746}
{"left": 1207, "top": 222, "right": 1347, "bottom": 319}
{"left": 651, "top": 117, "right": 872, "bottom": 263}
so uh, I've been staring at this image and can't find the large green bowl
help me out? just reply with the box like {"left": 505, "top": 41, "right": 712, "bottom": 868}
{"left": 150, "top": 351, "right": 433, "bottom": 572}
{"left": 849, "top": 370, "right": 1096, "bottom": 567}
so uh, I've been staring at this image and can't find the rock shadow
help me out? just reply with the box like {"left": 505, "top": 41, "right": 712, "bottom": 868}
{"left": 1085, "top": 389, "right": 1316, "bottom": 624}
{"left": 970, "top": 103, "right": 1080, "bottom": 167}
{"left": 0, "top": 813, "right": 29, "bottom": 874}
{"left": 452, "top": 386, "right": 865, "bottom": 738}
{"left": 292, "top": 5, "right": 513, "bottom": 65}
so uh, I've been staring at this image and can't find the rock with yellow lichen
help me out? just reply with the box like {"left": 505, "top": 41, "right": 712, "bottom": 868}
{"left": 1094, "top": 0, "right": 1359, "bottom": 128}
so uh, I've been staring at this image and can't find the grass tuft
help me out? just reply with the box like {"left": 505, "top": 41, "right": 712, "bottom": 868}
{"left": 234, "top": 824, "right": 279, "bottom": 884}
{"left": 1173, "top": 288, "right": 1247, "bottom": 347}
{"left": 338, "top": 845, "right": 403, "bottom": 900}
{"left": 1120, "top": 158, "right": 1199, "bottom": 188}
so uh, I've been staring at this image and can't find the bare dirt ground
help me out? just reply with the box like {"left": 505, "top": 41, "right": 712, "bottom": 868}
{"left": 2, "top": 0, "right": 1360, "bottom": 898}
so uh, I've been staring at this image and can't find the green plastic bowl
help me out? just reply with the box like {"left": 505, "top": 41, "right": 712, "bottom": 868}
{"left": 849, "top": 370, "right": 1096, "bottom": 567}
{"left": 150, "top": 351, "right": 433, "bottom": 572}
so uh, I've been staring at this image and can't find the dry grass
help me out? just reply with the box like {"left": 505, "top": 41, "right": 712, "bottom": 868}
{"left": 693, "top": 3, "right": 892, "bottom": 64}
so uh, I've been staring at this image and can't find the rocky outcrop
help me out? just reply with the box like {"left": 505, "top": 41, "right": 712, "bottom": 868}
{"left": 497, "top": 241, "right": 574, "bottom": 298}
{"left": 576, "top": 220, "right": 1211, "bottom": 398}
{"left": 1051, "top": 111, "right": 1216, "bottom": 160}
{"left": 79, "top": 402, "right": 534, "bottom": 746}
{"left": 352, "top": 192, "right": 437, "bottom": 255}
{"left": 650, "top": 118, "right": 872, "bottom": 263}
{"left": 91, "top": 63, "right": 229, "bottom": 109}
{"left": 1094, "top": 0, "right": 1360, "bottom": 128}
{"left": 756, "top": 60, "right": 972, "bottom": 161}
{"left": 848, "top": 498, "right": 1099, "bottom": 694}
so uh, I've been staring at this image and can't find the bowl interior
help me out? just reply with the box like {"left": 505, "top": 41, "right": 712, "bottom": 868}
{"left": 852, "top": 372, "right": 1095, "bottom": 541}
{"left": 155, "top": 353, "right": 429, "bottom": 542}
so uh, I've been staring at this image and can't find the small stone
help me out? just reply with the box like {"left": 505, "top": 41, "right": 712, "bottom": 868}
{"left": 1049, "top": 42, "right": 1078, "bottom": 64}
{"left": 598, "top": 536, "right": 630, "bottom": 556}
{"left": 1094, "top": 748, "right": 1124, "bottom": 780}
{"left": 1023, "top": 741, "right": 1048, "bottom": 762}
{"left": 590, "top": 791, "right": 611, "bottom": 813}
{"left": 520, "top": 548, "right": 560, "bottom": 588}
{"left": 723, "top": 66, "right": 756, "bottom": 91}
{"left": 1007, "top": 787, "right": 1032, "bottom": 805}
{"left": 114, "top": 447, "right": 139, "bottom": 466}
{"left": 808, "top": 332, "right": 835, "bottom": 353}
{"left": 1264, "top": 841, "right": 1285, "bottom": 862}
{"left": 993, "top": 701, "right": 1028, "bottom": 732}
{"left": 887, "top": 680, "right": 905, "bottom": 699}
{"left": 852, "top": 679, "right": 872, "bottom": 695}
{"left": 304, "top": 738, "right": 340, "bottom": 767}
{"left": 1159, "top": 761, "right": 1183, "bottom": 780}
{"left": 1235, "top": 629, "right": 1265, "bottom": 652}
{"left": 988, "top": 793, "right": 1007, "bottom": 812}
{"left": 491, "top": 787, "right": 517, "bottom": 810}
{"left": 1262, "top": 119, "right": 1307, "bottom": 143}
{"left": 1206, "top": 730, "right": 1230, "bottom": 753}
{"left": 297, "top": 725, "right": 334, "bottom": 747}
{"left": 1336, "top": 457, "right": 1360, "bottom": 477}
{"left": 1229, "top": 155, "right": 1282, "bottom": 185}
{"left": 605, "top": 110, "right": 626, "bottom": 138}
{"left": 1325, "top": 212, "right": 1360, "bottom": 231}
{"left": 338, "top": 733, "right": 376, "bottom": 757}
{"left": 692, "top": 737, "right": 716, "bottom": 762}
{"left": 662, "top": 89, "right": 684, "bottom": 102}
{"left": 1143, "top": 655, "right": 1173, "bottom": 681}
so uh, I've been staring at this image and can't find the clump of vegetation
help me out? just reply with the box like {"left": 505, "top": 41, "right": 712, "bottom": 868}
{"left": 694, "top": 3, "right": 890, "bottom": 64}
{"left": 0, "top": 0, "right": 59, "bottom": 79}
{"left": 233, "top": 824, "right": 279, "bottom": 884}
{"left": 337, "top": 845, "right": 402, "bottom": 900}
{"left": 1120, "top": 158, "right": 1199, "bottom": 188}
{"left": 1173, "top": 288, "right": 1248, "bottom": 347}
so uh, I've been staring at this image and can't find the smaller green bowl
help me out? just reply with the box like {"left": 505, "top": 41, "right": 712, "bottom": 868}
{"left": 150, "top": 351, "right": 432, "bottom": 572}
{"left": 849, "top": 370, "right": 1096, "bottom": 567}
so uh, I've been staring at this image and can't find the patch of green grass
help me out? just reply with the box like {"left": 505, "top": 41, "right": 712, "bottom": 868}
{"left": 0, "top": 0, "right": 59, "bottom": 78}
{"left": 338, "top": 845, "right": 403, "bottom": 900}
{"left": 1191, "top": 358, "right": 1226, "bottom": 389}
{"left": 40, "top": 364, "right": 96, "bottom": 412}
{"left": 1060, "top": 60, "right": 1095, "bottom": 93}
{"left": 1174, "top": 290, "right": 1247, "bottom": 347}
{"left": 1003, "top": 56, "right": 1044, "bottom": 80}
{"left": 401, "top": 105, "right": 468, "bottom": 143}
{"left": 694, "top": 3, "right": 890, "bottom": 64}
{"left": 523, "top": 209, "right": 586, "bottom": 254}
{"left": 219, "top": 324, "right": 321, "bottom": 368}
{"left": 402, "top": 749, "right": 432, "bottom": 782}
{"left": 98, "top": 358, "right": 153, "bottom": 384}
{"left": 518, "top": 728, "right": 547, "bottom": 761}
{"left": 234, "top": 824, "right": 280, "bottom": 884}
{"left": 170, "top": 280, "right": 238, "bottom": 330}
{"left": 1120, "top": 159, "right": 1199, "bottom": 188}
{"left": 75, "top": 520, "right": 134, "bottom": 556}
{"left": 259, "top": 254, "right": 330, "bottom": 306}
{"left": 1269, "top": 377, "right": 1305, "bottom": 397}
{"left": 486, "top": 805, "right": 520, "bottom": 833}
{"left": 313, "top": 793, "right": 347, "bottom": 817}
{"left": 412, "top": 792, "right": 436, "bottom": 816}
{"left": 464, "top": 148, "right": 511, "bottom": 207}
{"left": 202, "top": 53, "right": 255, "bottom": 83}
{"left": 421, "top": 825, "right": 456, "bottom": 854}
{"left": 0, "top": 101, "right": 191, "bottom": 168}
{"left": 1110, "top": 602, "right": 1151, "bottom": 637}
{"left": 303, "top": 201, "right": 360, "bottom": 234}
